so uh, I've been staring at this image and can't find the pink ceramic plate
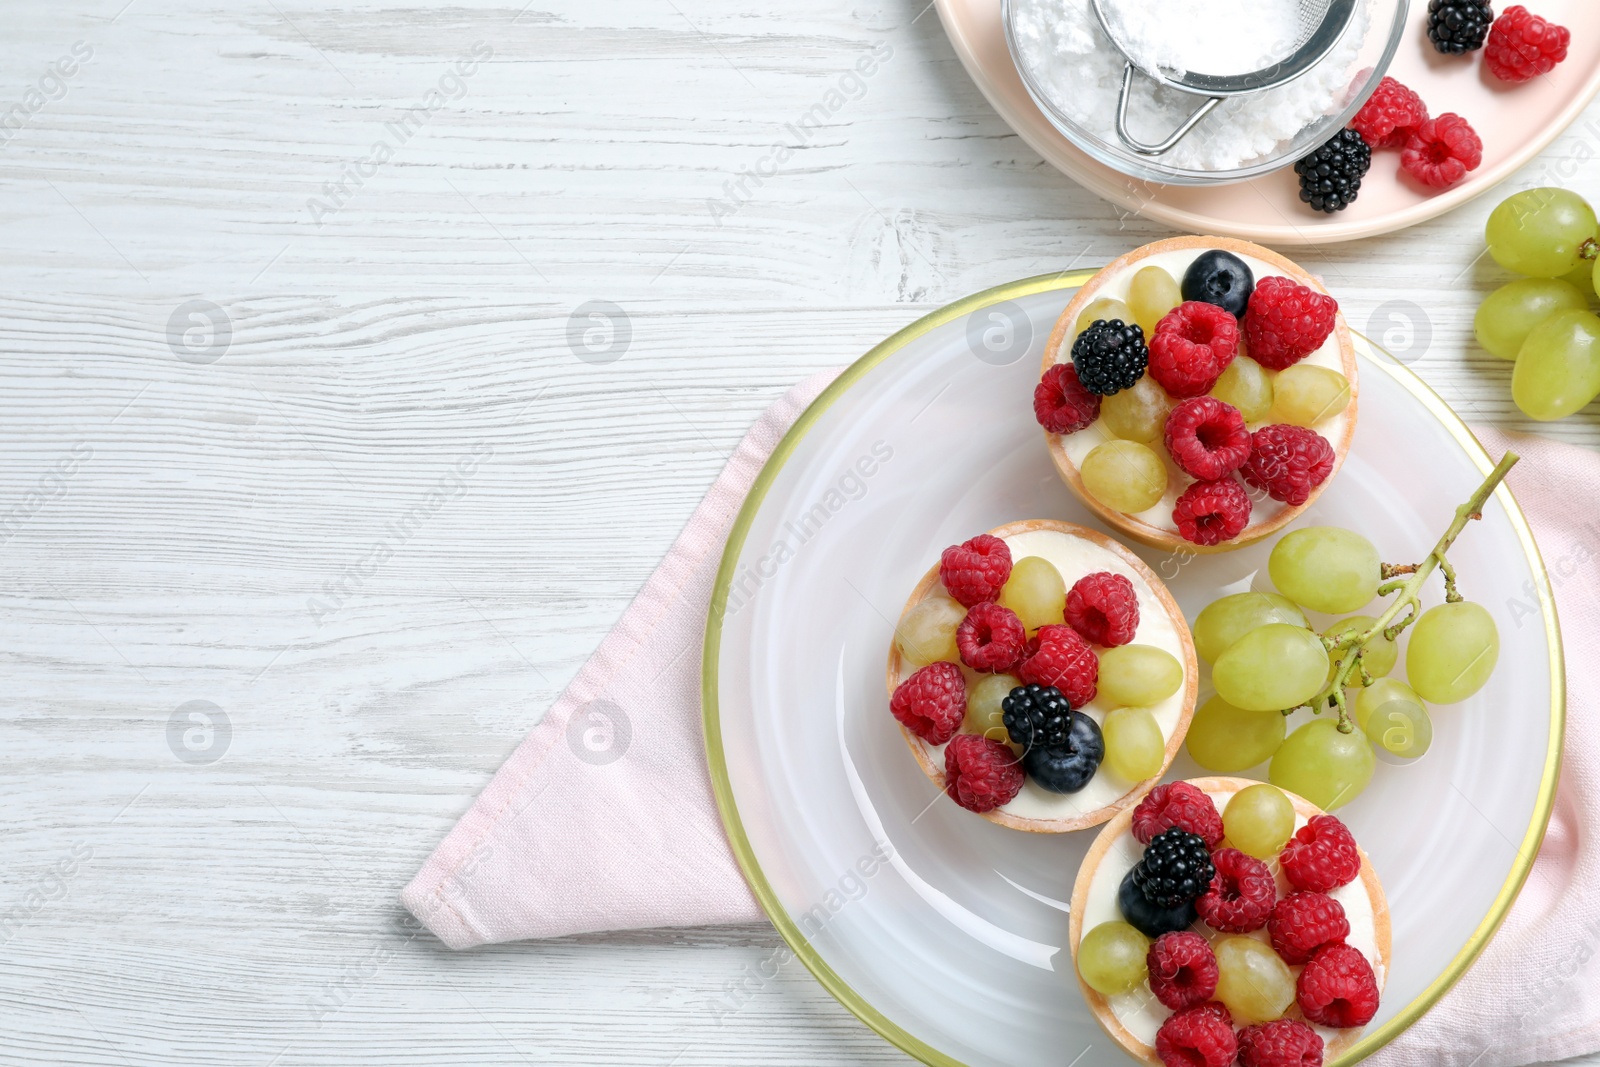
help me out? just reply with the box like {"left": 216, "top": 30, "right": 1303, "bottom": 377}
{"left": 937, "top": 0, "right": 1600, "bottom": 243}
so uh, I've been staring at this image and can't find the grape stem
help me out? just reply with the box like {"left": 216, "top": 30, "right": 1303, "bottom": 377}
{"left": 1293, "top": 451, "right": 1520, "bottom": 733}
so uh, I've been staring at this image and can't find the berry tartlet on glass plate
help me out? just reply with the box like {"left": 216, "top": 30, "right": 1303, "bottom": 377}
{"left": 1070, "top": 776, "right": 1391, "bottom": 1067}
{"left": 1037, "top": 235, "right": 1360, "bottom": 554}
{"left": 885, "top": 519, "right": 1199, "bottom": 833}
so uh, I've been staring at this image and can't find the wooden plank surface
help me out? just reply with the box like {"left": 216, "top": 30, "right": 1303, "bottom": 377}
{"left": 1, "top": 1, "right": 1596, "bottom": 1064}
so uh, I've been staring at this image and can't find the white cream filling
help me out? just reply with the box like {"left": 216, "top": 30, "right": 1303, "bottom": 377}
{"left": 897, "top": 528, "right": 1188, "bottom": 819}
{"left": 1054, "top": 248, "right": 1352, "bottom": 534}
{"left": 1079, "top": 784, "right": 1383, "bottom": 1046}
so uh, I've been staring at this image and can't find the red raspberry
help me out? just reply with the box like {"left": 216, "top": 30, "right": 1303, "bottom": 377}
{"left": 1269, "top": 891, "right": 1351, "bottom": 965}
{"left": 1017, "top": 623, "right": 1098, "bottom": 706}
{"left": 1132, "top": 781, "right": 1224, "bottom": 847}
{"left": 1195, "top": 848, "right": 1276, "bottom": 933}
{"left": 1149, "top": 302, "right": 1239, "bottom": 397}
{"left": 1237, "top": 1019, "right": 1324, "bottom": 1067}
{"left": 940, "top": 534, "right": 1012, "bottom": 607}
{"left": 1164, "top": 397, "right": 1251, "bottom": 480}
{"left": 1280, "top": 815, "right": 1362, "bottom": 892}
{"left": 1242, "top": 276, "right": 1338, "bottom": 371}
{"left": 1401, "top": 114, "right": 1483, "bottom": 189}
{"left": 956, "top": 602, "right": 1027, "bottom": 673}
{"left": 943, "top": 733, "right": 1024, "bottom": 813}
{"left": 889, "top": 662, "right": 967, "bottom": 745}
{"left": 1065, "top": 571, "right": 1140, "bottom": 646}
{"left": 1035, "top": 363, "right": 1101, "bottom": 435}
{"left": 1155, "top": 1002, "right": 1236, "bottom": 1067}
{"left": 1241, "top": 425, "right": 1336, "bottom": 507}
{"left": 1296, "top": 943, "right": 1380, "bottom": 1029}
{"left": 1485, "top": 5, "right": 1571, "bottom": 83}
{"left": 1172, "top": 479, "right": 1251, "bottom": 547}
{"left": 1350, "top": 76, "right": 1428, "bottom": 150}
{"left": 1147, "top": 931, "right": 1219, "bottom": 1011}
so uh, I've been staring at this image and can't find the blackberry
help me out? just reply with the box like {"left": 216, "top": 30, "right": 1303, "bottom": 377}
{"left": 1071, "top": 320, "right": 1148, "bottom": 396}
{"left": 1427, "top": 0, "right": 1493, "bottom": 54}
{"left": 1131, "top": 827, "right": 1214, "bottom": 910}
{"left": 1001, "top": 683, "right": 1072, "bottom": 750}
{"left": 1295, "top": 129, "right": 1372, "bottom": 214}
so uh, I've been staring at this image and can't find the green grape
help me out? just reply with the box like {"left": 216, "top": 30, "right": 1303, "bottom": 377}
{"left": 964, "top": 673, "right": 1021, "bottom": 746}
{"left": 1081, "top": 440, "right": 1168, "bottom": 513}
{"left": 1101, "top": 375, "right": 1172, "bottom": 443}
{"left": 1103, "top": 706, "right": 1165, "bottom": 781}
{"left": 1213, "top": 623, "right": 1329, "bottom": 712}
{"left": 1268, "top": 527, "right": 1380, "bottom": 614}
{"left": 1211, "top": 357, "right": 1274, "bottom": 423}
{"left": 1186, "top": 695, "right": 1286, "bottom": 772}
{"left": 1127, "top": 266, "right": 1183, "bottom": 338}
{"left": 1511, "top": 309, "right": 1600, "bottom": 420}
{"left": 1362, "top": 687, "right": 1433, "bottom": 761}
{"left": 1076, "top": 297, "right": 1136, "bottom": 337}
{"left": 999, "top": 556, "right": 1066, "bottom": 635}
{"left": 1222, "top": 784, "right": 1296, "bottom": 859}
{"left": 1192, "top": 591, "right": 1309, "bottom": 663}
{"left": 1354, "top": 677, "right": 1423, "bottom": 733}
{"left": 1270, "top": 365, "right": 1351, "bottom": 427}
{"left": 1474, "top": 278, "right": 1589, "bottom": 361}
{"left": 1406, "top": 601, "right": 1499, "bottom": 704}
{"left": 1098, "top": 644, "right": 1183, "bottom": 706}
{"left": 897, "top": 596, "right": 964, "bottom": 669}
{"left": 1214, "top": 936, "right": 1295, "bottom": 1025}
{"left": 1323, "top": 615, "right": 1398, "bottom": 687}
{"left": 1486, "top": 188, "right": 1599, "bottom": 278}
{"left": 1077, "top": 921, "right": 1150, "bottom": 996}
{"left": 1270, "top": 718, "right": 1375, "bottom": 810}
{"left": 1564, "top": 260, "right": 1599, "bottom": 302}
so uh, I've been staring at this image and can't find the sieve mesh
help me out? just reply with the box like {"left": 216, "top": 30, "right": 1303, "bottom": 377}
{"left": 1092, "top": 0, "right": 1358, "bottom": 93}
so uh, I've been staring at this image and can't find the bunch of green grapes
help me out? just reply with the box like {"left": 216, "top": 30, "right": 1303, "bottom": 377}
{"left": 1476, "top": 188, "right": 1600, "bottom": 421}
{"left": 1185, "top": 524, "right": 1500, "bottom": 810}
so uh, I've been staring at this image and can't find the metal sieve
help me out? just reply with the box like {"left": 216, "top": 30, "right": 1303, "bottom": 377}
{"left": 1090, "top": 0, "right": 1359, "bottom": 155}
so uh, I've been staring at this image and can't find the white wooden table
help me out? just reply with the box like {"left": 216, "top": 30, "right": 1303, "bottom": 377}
{"left": 2, "top": 2, "right": 1596, "bottom": 1064}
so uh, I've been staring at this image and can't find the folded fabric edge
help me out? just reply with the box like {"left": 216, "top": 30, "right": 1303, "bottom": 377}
{"left": 399, "top": 369, "right": 842, "bottom": 948}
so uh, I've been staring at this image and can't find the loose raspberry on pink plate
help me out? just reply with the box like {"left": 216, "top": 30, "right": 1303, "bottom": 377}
{"left": 1485, "top": 5, "right": 1571, "bottom": 83}
{"left": 1401, "top": 114, "right": 1483, "bottom": 189}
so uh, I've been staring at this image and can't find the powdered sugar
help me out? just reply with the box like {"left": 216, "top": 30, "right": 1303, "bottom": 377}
{"left": 1010, "top": 0, "right": 1370, "bottom": 171}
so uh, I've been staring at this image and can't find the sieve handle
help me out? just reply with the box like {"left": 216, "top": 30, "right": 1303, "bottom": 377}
{"left": 1113, "top": 63, "right": 1221, "bottom": 156}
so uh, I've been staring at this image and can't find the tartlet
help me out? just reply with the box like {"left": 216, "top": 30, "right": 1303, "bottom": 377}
{"left": 1042, "top": 235, "right": 1360, "bottom": 554}
{"left": 886, "top": 519, "right": 1199, "bottom": 833}
{"left": 1069, "top": 776, "right": 1392, "bottom": 1064}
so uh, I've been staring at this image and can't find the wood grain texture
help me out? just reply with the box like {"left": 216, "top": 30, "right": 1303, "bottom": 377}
{"left": 0, "top": 1, "right": 1596, "bottom": 1064}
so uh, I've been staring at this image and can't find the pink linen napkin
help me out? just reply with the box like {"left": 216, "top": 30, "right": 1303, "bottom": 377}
{"left": 401, "top": 373, "right": 1599, "bottom": 1066}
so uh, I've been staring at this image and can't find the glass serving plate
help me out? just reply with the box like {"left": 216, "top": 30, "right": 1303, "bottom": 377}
{"left": 703, "top": 272, "right": 1563, "bottom": 1067}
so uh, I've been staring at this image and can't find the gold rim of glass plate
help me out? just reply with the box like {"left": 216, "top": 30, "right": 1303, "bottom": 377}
{"left": 700, "top": 270, "right": 1566, "bottom": 1067}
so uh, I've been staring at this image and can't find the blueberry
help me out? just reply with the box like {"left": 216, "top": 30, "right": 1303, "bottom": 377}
{"left": 1020, "top": 711, "right": 1103, "bottom": 793}
{"left": 1182, "top": 250, "right": 1255, "bottom": 318}
{"left": 1118, "top": 867, "right": 1198, "bottom": 938}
